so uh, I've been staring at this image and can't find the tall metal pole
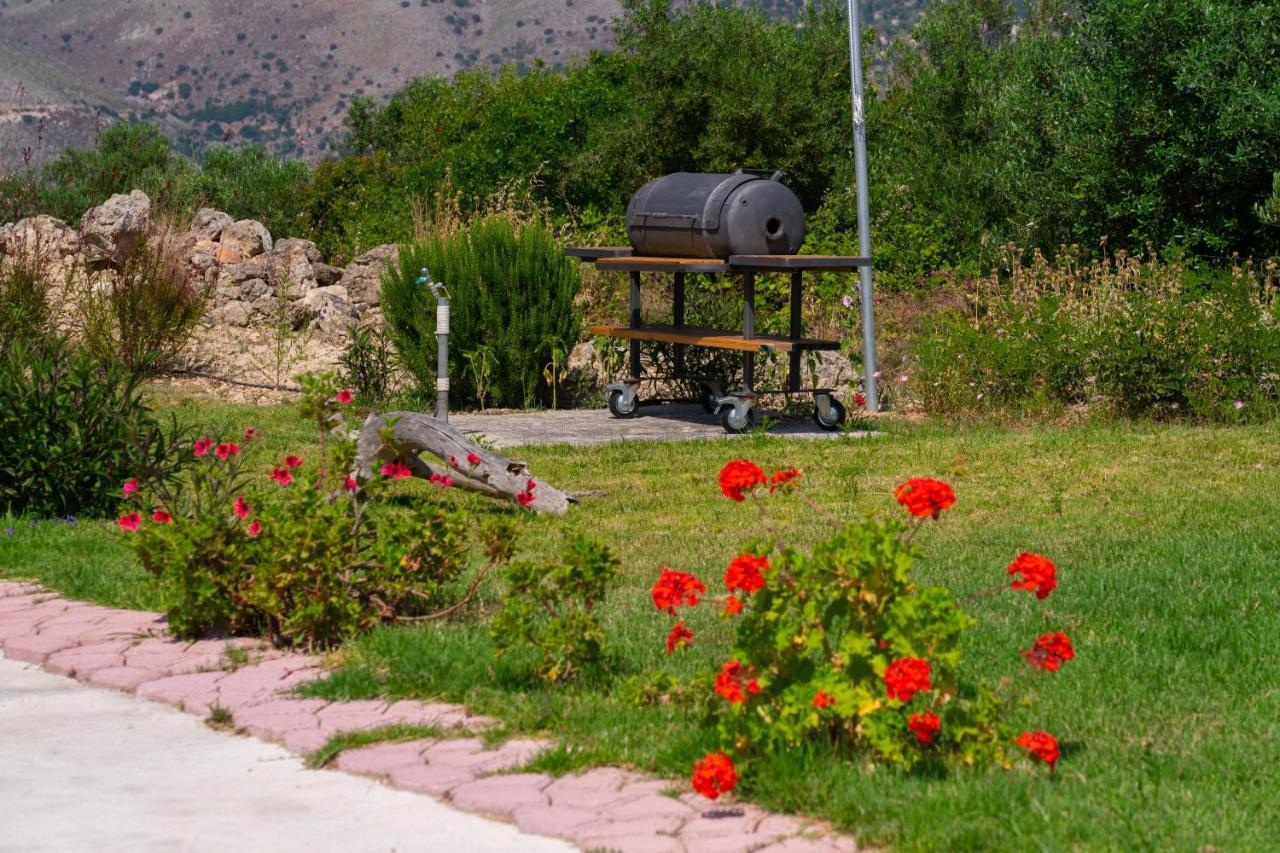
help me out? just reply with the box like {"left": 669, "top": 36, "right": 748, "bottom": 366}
{"left": 846, "top": 0, "right": 879, "bottom": 412}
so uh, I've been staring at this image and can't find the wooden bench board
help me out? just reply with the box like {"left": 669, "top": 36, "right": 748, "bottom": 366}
{"left": 588, "top": 323, "right": 841, "bottom": 353}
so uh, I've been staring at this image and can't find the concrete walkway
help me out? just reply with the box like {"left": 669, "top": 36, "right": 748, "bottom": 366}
{"left": 449, "top": 404, "right": 868, "bottom": 448}
{"left": 0, "top": 654, "right": 571, "bottom": 853}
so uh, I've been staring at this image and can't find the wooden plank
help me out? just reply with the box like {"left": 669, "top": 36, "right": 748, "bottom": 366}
{"left": 565, "top": 246, "right": 633, "bottom": 260}
{"left": 588, "top": 324, "right": 841, "bottom": 353}
{"left": 595, "top": 257, "right": 731, "bottom": 273}
{"left": 728, "top": 254, "right": 871, "bottom": 271}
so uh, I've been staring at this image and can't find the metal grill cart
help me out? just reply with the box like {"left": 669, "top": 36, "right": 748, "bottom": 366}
{"left": 567, "top": 247, "right": 870, "bottom": 434}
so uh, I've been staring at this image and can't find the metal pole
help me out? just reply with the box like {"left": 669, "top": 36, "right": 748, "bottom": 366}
{"left": 846, "top": 0, "right": 879, "bottom": 412}
{"left": 419, "top": 268, "right": 450, "bottom": 423}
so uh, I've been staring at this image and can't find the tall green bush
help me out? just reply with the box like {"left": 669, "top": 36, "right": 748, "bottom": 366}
{"left": 383, "top": 217, "right": 581, "bottom": 409}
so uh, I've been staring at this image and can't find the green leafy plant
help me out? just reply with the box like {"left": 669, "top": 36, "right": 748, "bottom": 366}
{"left": 659, "top": 461, "right": 1075, "bottom": 800}
{"left": 339, "top": 325, "right": 397, "bottom": 406}
{"left": 492, "top": 535, "right": 620, "bottom": 682}
{"left": 126, "top": 372, "right": 517, "bottom": 647}
{"left": 462, "top": 345, "right": 496, "bottom": 412}
{"left": 541, "top": 335, "right": 568, "bottom": 410}
{"left": 0, "top": 249, "right": 54, "bottom": 352}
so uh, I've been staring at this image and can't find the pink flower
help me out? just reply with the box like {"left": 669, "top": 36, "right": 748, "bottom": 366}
{"left": 343, "top": 476, "right": 358, "bottom": 491}
{"left": 121, "top": 477, "right": 139, "bottom": 497}
{"left": 270, "top": 468, "right": 293, "bottom": 486}
{"left": 246, "top": 520, "right": 262, "bottom": 537}
{"left": 841, "top": 294, "right": 854, "bottom": 309}
{"left": 151, "top": 509, "right": 173, "bottom": 525}
{"left": 284, "top": 455, "right": 303, "bottom": 469}
{"left": 215, "top": 442, "right": 240, "bottom": 461}
{"left": 336, "top": 389, "right": 354, "bottom": 405}
{"left": 467, "top": 452, "right": 482, "bottom": 466}
{"left": 428, "top": 474, "right": 454, "bottom": 488}
{"left": 193, "top": 438, "right": 213, "bottom": 457}
{"left": 233, "top": 496, "right": 250, "bottom": 520}
{"left": 1235, "top": 400, "right": 1245, "bottom": 410}
{"left": 116, "top": 512, "right": 141, "bottom": 532}
{"left": 381, "top": 462, "right": 413, "bottom": 480}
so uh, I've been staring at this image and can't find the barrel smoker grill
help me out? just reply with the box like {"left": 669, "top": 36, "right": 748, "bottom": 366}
{"left": 570, "top": 170, "right": 870, "bottom": 434}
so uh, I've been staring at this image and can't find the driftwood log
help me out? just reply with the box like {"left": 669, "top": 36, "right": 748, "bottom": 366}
{"left": 353, "top": 411, "right": 573, "bottom": 515}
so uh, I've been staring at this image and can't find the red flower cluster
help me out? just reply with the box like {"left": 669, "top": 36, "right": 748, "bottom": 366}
{"left": 233, "top": 496, "right": 251, "bottom": 520}
{"left": 1008, "top": 552, "right": 1057, "bottom": 599}
{"left": 246, "top": 520, "right": 262, "bottom": 538}
{"left": 243, "top": 427, "right": 258, "bottom": 443}
{"left": 467, "top": 452, "right": 482, "bottom": 466}
{"left": 722, "top": 595, "right": 743, "bottom": 615}
{"left": 1023, "top": 632, "right": 1074, "bottom": 672}
{"left": 724, "top": 553, "right": 769, "bottom": 594}
{"left": 151, "top": 509, "right": 173, "bottom": 525}
{"left": 714, "top": 660, "right": 761, "bottom": 704}
{"left": 116, "top": 512, "right": 141, "bottom": 532}
{"left": 768, "top": 466, "right": 801, "bottom": 493}
{"left": 380, "top": 462, "right": 412, "bottom": 480}
{"left": 883, "top": 657, "right": 932, "bottom": 702}
{"left": 894, "top": 478, "right": 956, "bottom": 520}
{"left": 271, "top": 467, "right": 294, "bottom": 486}
{"left": 428, "top": 473, "right": 454, "bottom": 488}
{"left": 1015, "top": 730, "right": 1060, "bottom": 769}
{"left": 343, "top": 476, "right": 358, "bottom": 491}
{"left": 284, "top": 455, "right": 304, "bottom": 469}
{"left": 666, "top": 621, "right": 694, "bottom": 654}
{"left": 215, "top": 442, "right": 240, "bottom": 461}
{"left": 812, "top": 690, "right": 836, "bottom": 710}
{"left": 336, "top": 388, "right": 354, "bottom": 404}
{"left": 193, "top": 437, "right": 213, "bottom": 458}
{"left": 691, "top": 751, "right": 737, "bottom": 800}
{"left": 719, "top": 459, "right": 766, "bottom": 502}
{"left": 516, "top": 479, "right": 537, "bottom": 507}
{"left": 122, "top": 477, "right": 138, "bottom": 497}
{"left": 651, "top": 566, "right": 706, "bottom": 614}
{"left": 908, "top": 710, "right": 941, "bottom": 744}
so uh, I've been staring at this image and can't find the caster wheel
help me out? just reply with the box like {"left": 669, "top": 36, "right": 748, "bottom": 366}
{"left": 607, "top": 389, "right": 639, "bottom": 418}
{"left": 720, "top": 405, "right": 756, "bottom": 434}
{"left": 813, "top": 398, "right": 846, "bottom": 431}
{"left": 699, "top": 384, "right": 720, "bottom": 414}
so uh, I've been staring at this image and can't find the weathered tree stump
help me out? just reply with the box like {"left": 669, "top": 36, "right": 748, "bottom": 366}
{"left": 353, "top": 411, "right": 573, "bottom": 515}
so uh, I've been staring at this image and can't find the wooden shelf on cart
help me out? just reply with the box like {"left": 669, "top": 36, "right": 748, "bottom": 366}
{"left": 589, "top": 323, "right": 840, "bottom": 353}
{"left": 565, "top": 246, "right": 633, "bottom": 260}
{"left": 595, "top": 256, "right": 732, "bottom": 273}
{"left": 727, "top": 254, "right": 871, "bottom": 271}
{"left": 580, "top": 253, "right": 872, "bottom": 273}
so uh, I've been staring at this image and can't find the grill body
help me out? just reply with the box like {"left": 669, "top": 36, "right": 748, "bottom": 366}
{"left": 625, "top": 170, "right": 805, "bottom": 258}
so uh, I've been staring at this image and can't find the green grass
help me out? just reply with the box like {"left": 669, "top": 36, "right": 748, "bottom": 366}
{"left": 5, "top": 390, "right": 1280, "bottom": 849}
{"left": 306, "top": 724, "right": 452, "bottom": 769}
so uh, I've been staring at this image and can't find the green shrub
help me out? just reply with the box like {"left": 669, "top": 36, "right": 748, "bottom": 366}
{"left": 0, "top": 335, "right": 156, "bottom": 518}
{"left": 75, "top": 233, "right": 212, "bottom": 373}
{"left": 128, "top": 373, "right": 516, "bottom": 646}
{"left": 492, "top": 535, "right": 619, "bottom": 682}
{"left": 383, "top": 217, "right": 581, "bottom": 409}
{"left": 339, "top": 325, "right": 398, "bottom": 407}
{"left": 0, "top": 251, "right": 54, "bottom": 352}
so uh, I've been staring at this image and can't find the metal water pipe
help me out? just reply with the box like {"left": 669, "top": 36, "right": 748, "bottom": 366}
{"left": 418, "top": 267, "right": 450, "bottom": 423}
{"left": 846, "top": 0, "right": 879, "bottom": 412}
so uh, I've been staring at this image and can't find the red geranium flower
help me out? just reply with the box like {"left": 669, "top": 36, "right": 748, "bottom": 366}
{"left": 666, "top": 621, "right": 694, "bottom": 654}
{"left": 343, "top": 477, "right": 358, "bottom": 491}
{"left": 714, "top": 660, "right": 761, "bottom": 704}
{"left": 380, "top": 462, "right": 413, "bottom": 480}
{"left": 1015, "top": 730, "right": 1060, "bottom": 769}
{"left": 428, "top": 473, "right": 454, "bottom": 488}
{"left": 768, "top": 466, "right": 802, "bottom": 493}
{"left": 894, "top": 478, "right": 956, "bottom": 519}
{"left": 724, "top": 553, "right": 769, "bottom": 594}
{"left": 1008, "top": 552, "right": 1057, "bottom": 600}
{"left": 516, "top": 490, "right": 535, "bottom": 507}
{"left": 722, "top": 595, "right": 743, "bottom": 616}
{"left": 151, "top": 509, "right": 173, "bottom": 525}
{"left": 193, "top": 437, "right": 213, "bottom": 457}
{"left": 284, "top": 455, "right": 303, "bottom": 469}
{"left": 651, "top": 566, "right": 706, "bottom": 614}
{"left": 1023, "top": 631, "right": 1075, "bottom": 672}
{"left": 122, "top": 477, "right": 139, "bottom": 497}
{"left": 246, "top": 520, "right": 262, "bottom": 538}
{"left": 691, "top": 751, "right": 737, "bottom": 800}
{"left": 467, "top": 452, "right": 482, "bottom": 466}
{"left": 270, "top": 467, "right": 293, "bottom": 486}
{"left": 884, "top": 657, "right": 932, "bottom": 702}
{"left": 908, "top": 710, "right": 941, "bottom": 744}
{"left": 243, "top": 427, "right": 258, "bottom": 443}
{"left": 854, "top": 393, "right": 867, "bottom": 407}
{"left": 215, "top": 442, "right": 240, "bottom": 461}
{"left": 233, "top": 496, "right": 251, "bottom": 520}
{"left": 116, "top": 512, "right": 141, "bottom": 532}
{"left": 336, "top": 388, "right": 354, "bottom": 404}
{"left": 526, "top": 479, "right": 537, "bottom": 492}
{"left": 719, "top": 459, "right": 767, "bottom": 502}
{"left": 812, "top": 690, "right": 836, "bottom": 709}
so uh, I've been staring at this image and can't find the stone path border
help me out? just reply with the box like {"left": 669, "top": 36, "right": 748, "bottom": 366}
{"left": 0, "top": 580, "right": 860, "bottom": 853}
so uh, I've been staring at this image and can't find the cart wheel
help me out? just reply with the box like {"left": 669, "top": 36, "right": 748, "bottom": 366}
{"left": 720, "top": 405, "right": 756, "bottom": 434}
{"left": 812, "top": 398, "right": 846, "bottom": 431}
{"left": 607, "top": 388, "right": 639, "bottom": 418}
{"left": 699, "top": 384, "right": 720, "bottom": 414}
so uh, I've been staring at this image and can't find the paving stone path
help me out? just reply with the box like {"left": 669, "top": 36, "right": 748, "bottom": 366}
{"left": 449, "top": 403, "right": 869, "bottom": 448}
{"left": 0, "top": 580, "right": 860, "bottom": 853}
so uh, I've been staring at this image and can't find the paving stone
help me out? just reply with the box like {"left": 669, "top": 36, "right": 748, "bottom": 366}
{"left": 87, "top": 665, "right": 163, "bottom": 691}
{"left": 679, "top": 810, "right": 766, "bottom": 840}
{"left": 754, "top": 838, "right": 852, "bottom": 853}
{"left": 388, "top": 762, "right": 476, "bottom": 797}
{"left": 334, "top": 739, "right": 435, "bottom": 777}
{"left": 512, "top": 804, "right": 601, "bottom": 838}
{"left": 281, "top": 727, "right": 332, "bottom": 753}
{"left": 449, "top": 773, "right": 552, "bottom": 816}
{"left": 232, "top": 699, "right": 326, "bottom": 738}
{"left": 44, "top": 640, "right": 132, "bottom": 677}
{"left": 2, "top": 632, "right": 83, "bottom": 663}
{"left": 571, "top": 817, "right": 688, "bottom": 853}
{"left": 136, "top": 671, "right": 227, "bottom": 712}
{"left": 315, "top": 700, "right": 389, "bottom": 727}
{"left": 608, "top": 793, "right": 698, "bottom": 822}
{"left": 677, "top": 831, "right": 773, "bottom": 853}
{"left": 754, "top": 815, "right": 810, "bottom": 841}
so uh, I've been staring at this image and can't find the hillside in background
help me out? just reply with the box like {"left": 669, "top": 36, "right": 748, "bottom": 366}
{"left": 0, "top": 0, "right": 925, "bottom": 168}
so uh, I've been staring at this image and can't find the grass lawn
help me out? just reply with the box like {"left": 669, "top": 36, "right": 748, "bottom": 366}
{"left": 4, "top": 392, "right": 1279, "bottom": 850}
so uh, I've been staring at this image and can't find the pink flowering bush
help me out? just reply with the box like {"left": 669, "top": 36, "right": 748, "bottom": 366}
{"left": 125, "top": 372, "right": 516, "bottom": 647}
